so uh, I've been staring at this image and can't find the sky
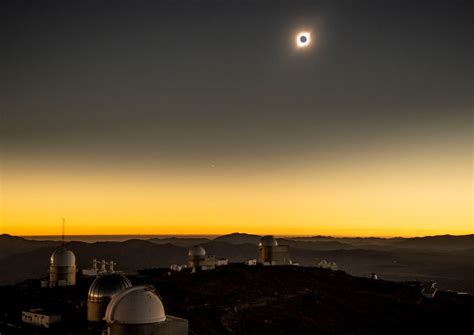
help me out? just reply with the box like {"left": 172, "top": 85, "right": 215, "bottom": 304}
{"left": 1, "top": 0, "right": 472, "bottom": 237}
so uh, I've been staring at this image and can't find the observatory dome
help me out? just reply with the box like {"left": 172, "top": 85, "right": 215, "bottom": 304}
{"left": 50, "top": 248, "right": 76, "bottom": 267}
{"left": 188, "top": 245, "right": 206, "bottom": 257}
{"left": 88, "top": 273, "right": 132, "bottom": 303}
{"left": 259, "top": 235, "right": 278, "bottom": 247}
{"left": 104, "top": 286, "right": 166, "bottom": 324}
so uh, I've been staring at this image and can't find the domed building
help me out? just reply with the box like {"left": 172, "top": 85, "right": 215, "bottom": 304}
{"left": 260, "top": 235, "right": 279, "bottom": 247}
{"left": 187, "top": 245, "right": 215, "bottom": 272}
{"left": 49, "top": 247, "right": 77, "bottom": 287}
{"left": 257, "top": 235, "right": 291, "bottom": 266}
{"left": 87, "top": 272, "right": 132, "bottom": 322}
{"left": 104, "top": 286, "right": 188, "bottom": 335}
{"left": 188, "top": 245, "right": 206, "bottom": 259}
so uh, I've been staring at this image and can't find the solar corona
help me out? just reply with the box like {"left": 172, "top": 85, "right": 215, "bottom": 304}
{"left": 296, "top": 31, "right": 311, "bottom": 48}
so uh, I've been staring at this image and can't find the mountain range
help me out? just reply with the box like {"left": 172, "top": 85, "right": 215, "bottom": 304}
{"left": 0, "top": 233, "right": 473, "bottom": 293}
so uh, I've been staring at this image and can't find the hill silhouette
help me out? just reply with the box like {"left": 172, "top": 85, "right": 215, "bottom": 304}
{"left": 0, "top": 234, "right": 60, "bottom": 260}
{"left": 214, "top": 232, "right": 262, "bottom": 245}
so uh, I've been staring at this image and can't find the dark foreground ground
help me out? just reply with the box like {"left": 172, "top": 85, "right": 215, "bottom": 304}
{"left": 0, "top": 265, "right": 473, "bottom": 335}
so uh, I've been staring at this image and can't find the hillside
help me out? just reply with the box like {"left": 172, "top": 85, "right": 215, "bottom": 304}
{"left": 0, "top": 234, "right": 60, "bottom": 260}
{"left": 2, "top": 265, "right": 472, "bottom": 335}
{"left": 153, "top": 265, "right": 474, "bottom": 335}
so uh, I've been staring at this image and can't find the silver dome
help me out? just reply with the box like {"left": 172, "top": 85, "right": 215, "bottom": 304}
{"left": 259, "top": 235, "right": 278, "bottom": 247}
{"left": 88, "top": 273, "right": 132, "bottom": 303}
{"left": 188, "top": 245, "right": 206, "bottom": 257}
{"left": 50, "top": 247, "right": 76, "bottom": 267}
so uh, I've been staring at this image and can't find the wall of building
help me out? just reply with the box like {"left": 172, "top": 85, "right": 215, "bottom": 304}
{"left": 257, "top": 245, "right": 272, "bottom": 264}
{"left": 50, "top": 265, "right": 76, "bottom": 287}
{"left": 87, "top": 300, "right": 108, "bottom": 322}
{"left": 108, "top": 315, "right": 188, "bottom": 335}
{"left": 272, "top": 245, "right": 291, "bottom": 265}
{"left": 189, "top": 255, "right": 216, "bottom": 271}
{"left": 188, "top": 255, "right": 203, "bottom": 268}
{"left": 257, "top": 245, "right": 291, "bottom": 265}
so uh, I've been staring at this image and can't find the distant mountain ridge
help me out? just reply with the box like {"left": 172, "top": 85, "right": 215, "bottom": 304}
{"left": 393, "top": 234, "right": 474, "bottom": 250}
{"left": 148, "top": 237, "right": 212, "bottom": 247}
{"left": 0, "top": 234, "right": 61, "bottom": 260}
{"left": 1, "top": 233, "right": 473, "bottom": 292}
{"left": 0, "top": 239, "right": 188, "bottom": 285}
{"left": 214, "top": 232, "right": 262, "bottom": 245}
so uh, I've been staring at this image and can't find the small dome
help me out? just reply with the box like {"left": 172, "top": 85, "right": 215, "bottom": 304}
{"left": 188, "top": 245, "right": 206, "bottom": 257}
{"left": 50, "top": 247, "right": 76, "bottom": 267}
{"left": 104, "top": 286, "right": 166, "bottom": 324}
{"left": 259, "top": 235, "right": 278, "bottom": 247}
{"left": 88, "top": 273, "right": 132, "bottom": 303}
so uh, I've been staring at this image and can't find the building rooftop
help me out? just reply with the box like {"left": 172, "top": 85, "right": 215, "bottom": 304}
{"left": 88, "top": 272, "right": 132, "bottom": 303}
{"left": 104, "top": 286, "right": 166, "bottom": 324}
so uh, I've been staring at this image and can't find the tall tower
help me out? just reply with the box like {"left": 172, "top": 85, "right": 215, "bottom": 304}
{"left": 49, "top": 219, "right": 77, "bottom": 287}
{"left": 62, "top": 217, "right": 65, "bottom": 247}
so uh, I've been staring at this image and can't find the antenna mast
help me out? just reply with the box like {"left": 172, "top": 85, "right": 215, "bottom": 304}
{"left": 62, "top": 218, "right": 66, "bottom": 247}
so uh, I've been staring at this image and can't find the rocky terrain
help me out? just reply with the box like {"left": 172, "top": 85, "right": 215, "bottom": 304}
{"left": 0, "top": 265, "right": 473, "bottom": 335}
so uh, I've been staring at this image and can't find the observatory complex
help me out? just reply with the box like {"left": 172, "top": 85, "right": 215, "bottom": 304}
{"left": 257, "top": 236, "right": 291, "bottom": 266}
{"left": 4, "top": 234, "right": 471, "bottom": 335}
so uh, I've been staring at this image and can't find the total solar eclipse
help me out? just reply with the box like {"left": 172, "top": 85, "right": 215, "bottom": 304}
{"left": 296, "top": 32, "right": 311, "bottom": 48}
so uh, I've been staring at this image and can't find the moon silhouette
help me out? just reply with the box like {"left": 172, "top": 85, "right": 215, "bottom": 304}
{"left": 296, "top": 32, "right": 311, "bottom": 48}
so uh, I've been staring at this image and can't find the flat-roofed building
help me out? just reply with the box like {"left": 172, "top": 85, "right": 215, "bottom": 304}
{"left": 22, "top": 309, "right": 61, "bottom": 328}
{"left": 215, "top": 258, "right": 229, "bottom": 266}
{"left": 244, "top": 259, "right": 257, "bottom": 266}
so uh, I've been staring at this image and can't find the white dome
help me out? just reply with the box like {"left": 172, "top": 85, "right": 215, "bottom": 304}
{"left": 104, "top": 286, "right": 166, "bottom": 324}
{"left": 259, "top": 235, "right": 278, "bottom": 247}
{"left": 188, "top": 245, "right": 206, "bottom": 257}
{"left": 50, "top": 248, "right": 76, "bottom": 267}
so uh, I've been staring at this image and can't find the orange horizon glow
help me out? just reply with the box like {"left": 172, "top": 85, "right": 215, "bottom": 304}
{"left": 1, "top": 137, "right": 472, "bottom": 238}
{"left": 16, "top": 232, "right": 474, "bottom": 239}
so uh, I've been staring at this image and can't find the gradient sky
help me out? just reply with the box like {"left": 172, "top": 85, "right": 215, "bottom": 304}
{"left": 1, "top": 0, "right": 472, "bottom": 236}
